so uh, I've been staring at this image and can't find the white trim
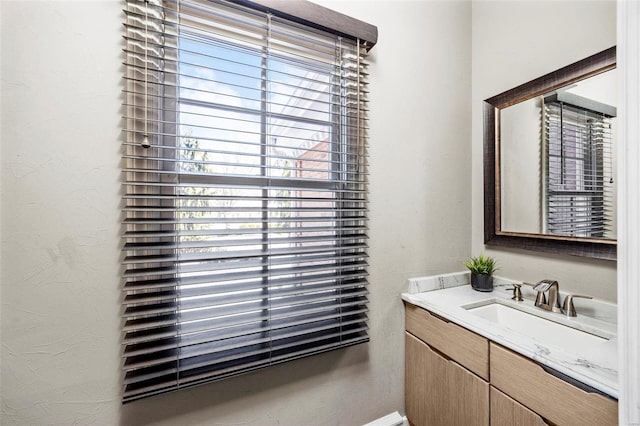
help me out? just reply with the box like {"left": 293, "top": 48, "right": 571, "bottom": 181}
{"left": 362, "top": 412, "right": 408, "bottom": 426}
{"left": 617, "top": 1, "right": 640, "bottom": 424}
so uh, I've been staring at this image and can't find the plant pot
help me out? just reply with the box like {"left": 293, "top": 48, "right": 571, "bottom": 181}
{"left": 471, "top": 273, "right": 493, "bottom": 292}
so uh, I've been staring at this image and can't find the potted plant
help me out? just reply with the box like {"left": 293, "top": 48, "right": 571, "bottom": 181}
{"left": 464, "top": 254, "right": 498, "bottom": 292}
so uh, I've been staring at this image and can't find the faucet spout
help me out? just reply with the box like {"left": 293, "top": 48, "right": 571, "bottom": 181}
{"left": 533, "top": 280, "right": 551, "bottom": 292}
{"left": 533, "top": 279, "right": 562, "bottom": 313}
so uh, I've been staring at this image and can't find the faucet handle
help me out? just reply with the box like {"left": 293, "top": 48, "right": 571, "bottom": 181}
{"left": 562, "top": 294, "right": 593, "bottom": 317}
{"left": 505, "top": 284, "right": 523, "bottom": 301}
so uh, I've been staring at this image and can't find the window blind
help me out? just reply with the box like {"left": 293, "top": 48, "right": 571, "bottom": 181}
{"left": 544, "top": 100, "right": 614, "bottom": 238}
{"left": 122, "top": 0, "right": 370, "bottom": 402}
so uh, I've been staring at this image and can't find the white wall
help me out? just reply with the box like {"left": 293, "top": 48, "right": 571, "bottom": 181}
{"left": 617, "top": 3, "right": 640, "bottom": 422}
{"left": 0, "top": 0, "right": 3, "bottom": 403}
{"left": 500, "top": 97, "right": 542, "bottom": 234}
{"left": 471, "top": 0, "right": 618, "bottom": 301}
{"left": 0, "top": 1, "right": 472, "bottom": 424}
{"left": 1, "top": 1, "right": 123, "bottom": 423}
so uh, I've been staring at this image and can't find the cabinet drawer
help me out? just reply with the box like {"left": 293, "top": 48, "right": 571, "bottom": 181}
{"left": 405, "top": 302, "right": 489, "bottom": 379}
{"left": 490, "top": 343, "right": 617, "bottom": 426}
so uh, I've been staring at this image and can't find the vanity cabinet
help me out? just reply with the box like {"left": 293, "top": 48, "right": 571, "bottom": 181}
{"left": 404, "top": 302, "right": 618, "bottom": 426}
{"left": 490, "top": 386, "right": 548, "bottom": 426}
{"left": 405, "top": 303, "right": 489, "bottom": 426}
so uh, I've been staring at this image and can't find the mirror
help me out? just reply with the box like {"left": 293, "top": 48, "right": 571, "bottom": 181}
{"left": 484, "top": 47, "right": 616, "bottom": 260}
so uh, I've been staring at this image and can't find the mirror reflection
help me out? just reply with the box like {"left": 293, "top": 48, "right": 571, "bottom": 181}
{"left": 500, "top": 69, "right": 617, "bottom": 240}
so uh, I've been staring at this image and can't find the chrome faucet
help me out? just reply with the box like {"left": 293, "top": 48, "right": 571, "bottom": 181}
{"left": 562, "top": 294, "right": 593, "bottom": 317}
{"left": 532, "top": 279, "right": 562, "bottom": 313}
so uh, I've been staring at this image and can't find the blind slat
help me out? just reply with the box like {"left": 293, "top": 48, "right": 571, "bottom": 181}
{"left": 545, "top": 98, "right": 614, "bottom": 238}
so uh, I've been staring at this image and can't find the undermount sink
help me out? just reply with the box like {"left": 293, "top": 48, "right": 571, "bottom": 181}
{"left": 463, "top": 300, "right": 611, "bottom": 351}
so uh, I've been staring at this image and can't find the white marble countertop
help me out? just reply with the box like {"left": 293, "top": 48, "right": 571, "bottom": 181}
{"left": 402, "top": 272, "right": 618, "bottom": 398}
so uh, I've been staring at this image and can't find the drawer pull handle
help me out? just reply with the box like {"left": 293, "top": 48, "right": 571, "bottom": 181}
{"left": 539, "top": 363, "right": 617, "bottom": 401}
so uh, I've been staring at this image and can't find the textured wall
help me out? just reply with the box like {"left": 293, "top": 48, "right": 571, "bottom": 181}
{"left": 470, "top": 0, "right": 618, "bottom": 301}
{"left": 1, "top": 1, "right": 123, "bottom": 423}
{"left": 0, "top": 1, "right": 472, "bottom": 424}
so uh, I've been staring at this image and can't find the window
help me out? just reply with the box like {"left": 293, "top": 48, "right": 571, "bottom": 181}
{"left": 122, "top": 0, "right": 374, "bottom": 402}
{"left": 544, "top": 94, "right": 615, "bottom": 238}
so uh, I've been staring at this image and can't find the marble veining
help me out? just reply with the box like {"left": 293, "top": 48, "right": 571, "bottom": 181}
{"left": 534, "top": 344, "right": 551, "bottom": 357}
{"left": 402, "top": 273, "right": 618, "bottom": 398}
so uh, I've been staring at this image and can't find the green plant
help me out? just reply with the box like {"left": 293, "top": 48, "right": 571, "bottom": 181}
{"left": 464, "top": 254, "right": 498, "bottom": 275}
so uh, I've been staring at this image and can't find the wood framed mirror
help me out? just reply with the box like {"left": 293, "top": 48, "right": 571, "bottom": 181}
{"left": 484, "top": 46, "right": 616, "bottom": 260}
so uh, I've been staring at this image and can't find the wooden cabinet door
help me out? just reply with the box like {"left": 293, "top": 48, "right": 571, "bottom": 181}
{"left": 490, "top": 386, "right": 548, "bottom": 426}
{"left": 406, "top": 332, "right": 489, "bottom": 426}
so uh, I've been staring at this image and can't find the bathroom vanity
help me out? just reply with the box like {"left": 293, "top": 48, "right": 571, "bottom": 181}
{"left": 402, "top": 273, "right": 618, "bottom": 426}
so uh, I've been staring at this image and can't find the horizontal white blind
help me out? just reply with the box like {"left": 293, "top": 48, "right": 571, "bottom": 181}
{"left": 545, "top": 102, "right": 614, "bottom": 238}
{"left": 122, "top": 0, "right": 369, "bottom": 402}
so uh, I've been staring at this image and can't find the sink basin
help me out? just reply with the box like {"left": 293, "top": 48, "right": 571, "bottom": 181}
{"left": 464, "top": 301, "right": 610, "bottom": 351}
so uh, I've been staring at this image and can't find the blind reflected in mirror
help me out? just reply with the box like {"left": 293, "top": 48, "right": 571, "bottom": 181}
{"left": 500, "top": 69, "right": 617, "bottom": 241}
